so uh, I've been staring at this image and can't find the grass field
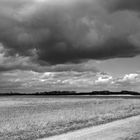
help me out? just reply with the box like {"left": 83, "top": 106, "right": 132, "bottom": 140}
{"left": 0, "top": 96, "right": 140, "bottom": 140}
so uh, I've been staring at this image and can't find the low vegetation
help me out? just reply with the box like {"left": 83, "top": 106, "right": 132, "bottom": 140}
{"left": 1, "top": 90, "right": 140, "bottom": 96}
{"left": 0, "top": 96, "right": 140, "bottom": 140}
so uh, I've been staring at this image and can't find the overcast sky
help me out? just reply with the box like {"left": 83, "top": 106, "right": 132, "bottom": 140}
{"left": 0, "top": 0, "right": 140, "bottom": 93}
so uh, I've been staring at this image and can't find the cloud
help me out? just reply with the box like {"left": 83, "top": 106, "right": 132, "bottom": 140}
{"left": 95, "top": 73, "right": 113, "bottom": 85}
{"left": 106, "top": 0, "right": 140, "bottom": 12}
{"left": 0, "top": 43, "right": 99, "bottom": 72}
{"left": 0, "top": 45, "right": 99, "bottom": 72}
{"left": 0, "top": 70, "right": 98, "bottom": 92}
{"left": 0, "top": 0, "right": 140, "bottom": 67}
{"left": 121, "top": 73, "right": 139, "bottom": 81}
{"left": 0, "top": 69, "right": 140, "bottom": 92}
{"left": 112, "top": 73, "right": 140, "bottom": 91}
{"left": 1, "top": 0, "right": 140, "bottom": 93}
{"left": 115, "top": 73, "right": 140, "bottom": 84}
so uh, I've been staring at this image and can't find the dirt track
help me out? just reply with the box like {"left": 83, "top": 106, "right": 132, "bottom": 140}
{"left": 39, "top": 115, "right": 140, "bottom": 140}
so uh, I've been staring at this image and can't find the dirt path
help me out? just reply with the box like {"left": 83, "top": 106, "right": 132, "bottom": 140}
{"left": 39, "top": 115, "right": 140, "bottom": 140}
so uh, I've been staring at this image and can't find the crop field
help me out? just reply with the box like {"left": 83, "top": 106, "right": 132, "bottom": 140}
{"left": 0, "top": 96, "right": 140, "bottom": 140}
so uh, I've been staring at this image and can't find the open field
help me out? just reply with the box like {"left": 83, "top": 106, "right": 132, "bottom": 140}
{"left": 1, "top": 96, "right": 140, "bottom": 140}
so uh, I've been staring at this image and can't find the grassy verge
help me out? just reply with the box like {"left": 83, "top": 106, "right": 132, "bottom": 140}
{"left": 0, "top": 97, "right": 140, "bottom": 140}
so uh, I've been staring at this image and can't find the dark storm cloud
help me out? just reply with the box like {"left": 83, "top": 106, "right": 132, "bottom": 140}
{"left": 0, "top": 0, "right": 140, "bottom": 67}
{"left": 0, "top": 60, "right": 99, "bottom": 73}
{"left": 0, "top": 0, "right": 35, "bottom": 56}
{"left": 38, "top": 37, "right": 140, "bottom": 64}
{"left": 106, "top": 0, "right": 140, "bottom": 12}
{"left": 0, "top": 67, "right": 15, "bottom": 72}
{"left": 0, "top": 45, "right": 99, "bottom": 72}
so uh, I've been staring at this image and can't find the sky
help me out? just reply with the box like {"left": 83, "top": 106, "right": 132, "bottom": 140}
{"left": 0, "top": 0, "right": 140, "bottom": 93}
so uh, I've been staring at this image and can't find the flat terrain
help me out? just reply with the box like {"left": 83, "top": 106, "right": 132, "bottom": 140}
{"left": 41, "top": 115, "right": 140, "bottom": 140}
{"left": 0, "top": 96, "right": 140, "bottom": 140}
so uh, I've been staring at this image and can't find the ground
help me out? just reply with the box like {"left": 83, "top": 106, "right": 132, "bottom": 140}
{"left": 0, "top": 96, "right": 140, "bottom": 140}
{"left": 41, "top": 115, "right": 140, "bottom": 140}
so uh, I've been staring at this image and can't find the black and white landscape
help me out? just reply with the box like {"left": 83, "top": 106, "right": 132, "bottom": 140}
{"left": 0, "top": 0, "right": 140, "bottom": 140}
